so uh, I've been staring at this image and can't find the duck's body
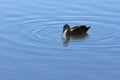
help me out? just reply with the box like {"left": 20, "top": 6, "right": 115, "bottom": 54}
{"left": 62, "top": 24, "right": 91, "bottom": 36}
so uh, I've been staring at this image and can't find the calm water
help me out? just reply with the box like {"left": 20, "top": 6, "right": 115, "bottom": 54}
{"left": 0, "top": 0, "right": 120, "bottom": 80}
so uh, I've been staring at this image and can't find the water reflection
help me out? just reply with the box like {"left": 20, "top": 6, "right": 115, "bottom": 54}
{"left": 63, "top": 33, "right": 89, "bottom": 46}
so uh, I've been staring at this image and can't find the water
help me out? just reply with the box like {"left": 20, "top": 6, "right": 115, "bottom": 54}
{"left": 0, "top": 0, "right": 120, "bottom": 80}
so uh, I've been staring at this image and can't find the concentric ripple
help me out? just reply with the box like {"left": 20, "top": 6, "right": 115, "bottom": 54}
{"left": 3, "top": 16, "right": 119, "bottom": 49}
{"left": 0, "top": 0, "right": 120, "bottom": 50}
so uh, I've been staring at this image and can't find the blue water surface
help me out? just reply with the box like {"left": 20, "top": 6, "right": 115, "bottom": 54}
{"left": 0, "top": 0, "right": 120, "bottom": 80}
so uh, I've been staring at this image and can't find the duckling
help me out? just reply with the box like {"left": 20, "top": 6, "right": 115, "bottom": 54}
{"left": 62, "top": 24, "right": 91, "bottom": 36}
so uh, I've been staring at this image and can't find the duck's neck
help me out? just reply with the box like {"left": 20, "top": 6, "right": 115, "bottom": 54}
{"left": 63, "top": 30, "right": 68, "bottom": 38}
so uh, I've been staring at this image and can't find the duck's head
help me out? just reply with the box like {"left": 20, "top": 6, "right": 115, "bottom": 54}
{"left": 62, "top": 24, "right": 70, "bottom": 33}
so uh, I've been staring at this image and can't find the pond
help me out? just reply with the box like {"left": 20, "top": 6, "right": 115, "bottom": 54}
{"left": 0, "top": 0, "right": 120, "bottom": 80}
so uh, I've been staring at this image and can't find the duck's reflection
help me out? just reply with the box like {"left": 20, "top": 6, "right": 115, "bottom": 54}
{"left": 63, "top": 33, "right": 88, "bottom": 46}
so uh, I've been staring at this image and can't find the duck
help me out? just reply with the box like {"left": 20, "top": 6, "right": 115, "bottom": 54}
{"left": 62, "top": 24, "right": 91, "bottom": 46}
{"left": 62, "top": 24, "right": 91, "bottom": 45}
{"left": 62, "top": 24, "right": 91, "bottom": 36}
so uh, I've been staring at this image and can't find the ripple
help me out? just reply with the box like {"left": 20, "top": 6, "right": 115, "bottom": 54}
{"left": 2, "top": 16, "right": 118, "bottom": 50}
{"left": 1, "top": 0, "right": 120, "bottom": 50}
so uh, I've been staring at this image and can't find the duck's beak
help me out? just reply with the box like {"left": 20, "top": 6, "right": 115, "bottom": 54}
{"left": 62, "top": 29, "right": 65, "bottom": 33}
